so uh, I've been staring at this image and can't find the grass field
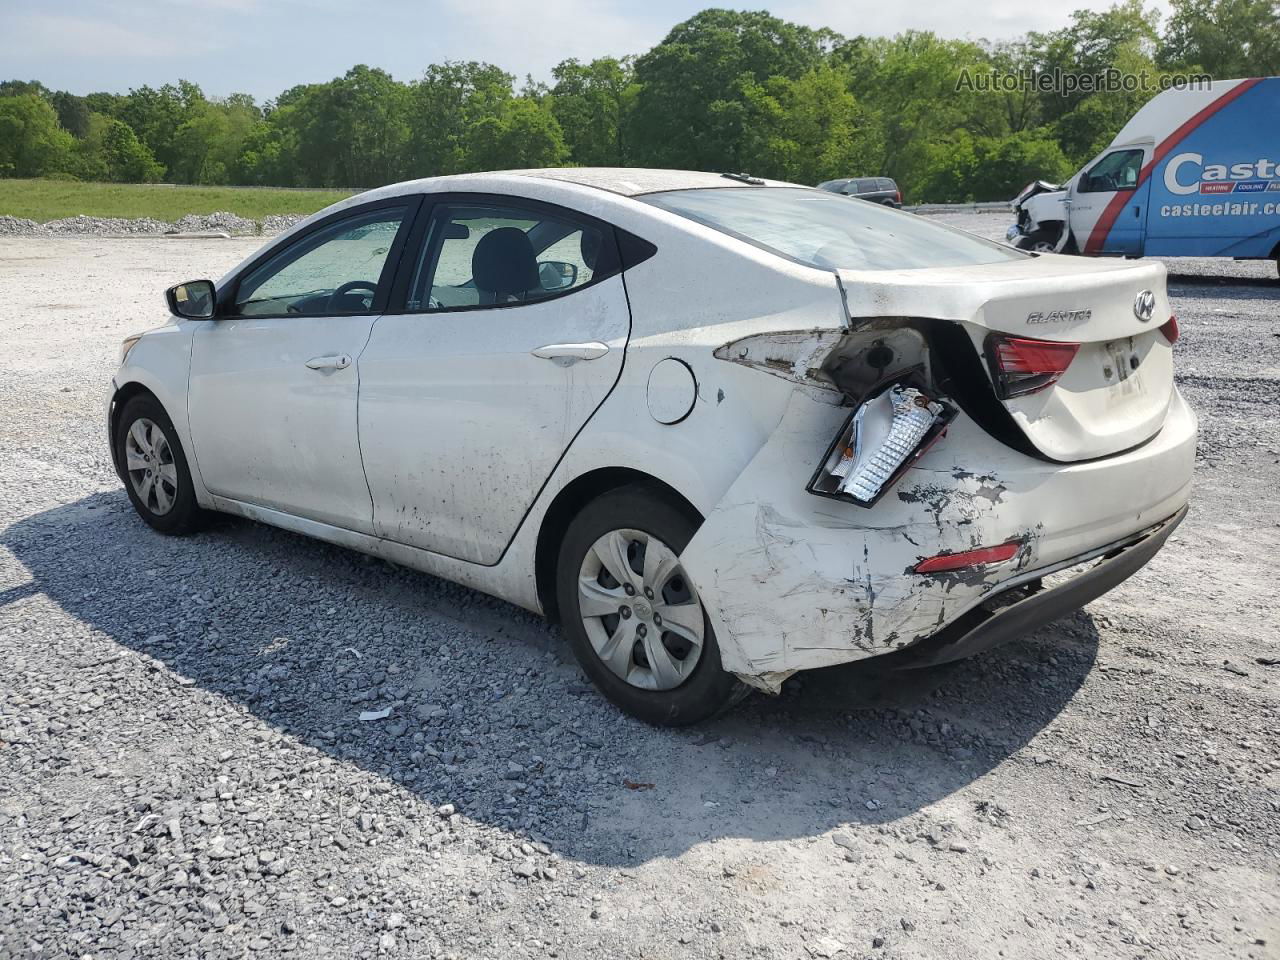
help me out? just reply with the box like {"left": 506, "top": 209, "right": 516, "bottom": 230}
{"left": 0, "top": 179, "right": 355, "bottom": 223}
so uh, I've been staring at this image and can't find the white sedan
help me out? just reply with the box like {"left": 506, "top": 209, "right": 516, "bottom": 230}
{"left": 109, "top": 168, "right": 1196, "bottom": 725}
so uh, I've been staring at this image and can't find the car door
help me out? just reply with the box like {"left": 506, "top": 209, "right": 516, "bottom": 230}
{"left": 188, "top": 199, "right": 418, "bottom": 533}
{"left": 357, "top": 195, "right": 632, "bottom": 565}
{"left": 1070, "top": 146, "right": 1151, "bottom": 255}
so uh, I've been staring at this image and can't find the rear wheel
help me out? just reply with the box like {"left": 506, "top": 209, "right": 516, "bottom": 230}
{"left": 556, "top": 486, "right": 742, "bottom": 726}
{"left": 116, "top": 394, "right": 204, "bottom": 535}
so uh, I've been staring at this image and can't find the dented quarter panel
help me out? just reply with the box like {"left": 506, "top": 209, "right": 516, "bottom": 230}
{"left": 679, "top": 385, "right": 1197, "bottom": 678}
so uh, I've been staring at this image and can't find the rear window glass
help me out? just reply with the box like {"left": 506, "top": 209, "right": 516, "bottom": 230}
{"left": 643, "top": 187, "right": 1025, "bottom": 271}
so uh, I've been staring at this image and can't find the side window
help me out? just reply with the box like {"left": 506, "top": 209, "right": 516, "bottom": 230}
{"left": 405, "top": 202, "right": 614, "bottom": 312}
{"left": 1080, "top": 149, "right": 1144, "bottom": 193}
{"left": 235, "top": 206, "right": 408, "bottom": 317}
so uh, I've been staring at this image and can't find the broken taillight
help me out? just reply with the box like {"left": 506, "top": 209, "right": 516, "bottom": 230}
{"left": 807, "top": 382, "right": 956, "bottom": 507}
{"left": 1160, "top": 315, "right": 1179, "bottom": 344}
{"left": 986, "top": 334, "right": 1080, "bottom": 399}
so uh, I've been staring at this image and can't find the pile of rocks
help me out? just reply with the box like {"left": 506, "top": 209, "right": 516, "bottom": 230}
{"left": 0, "top": 210, "right": 312, "bottom": 238}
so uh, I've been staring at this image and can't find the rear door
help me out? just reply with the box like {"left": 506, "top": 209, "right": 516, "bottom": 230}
{"left": 1070, "top": 146, "right": 1151, "bottom": 255}
{"left": 357, "top": 195, "right": 632, "bottom": 564}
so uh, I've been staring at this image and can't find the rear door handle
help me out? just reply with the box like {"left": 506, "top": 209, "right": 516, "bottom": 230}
{"left": 531, "top": 342, "right": 610, "bottom": 366}
{"left": 305, "top": 354, "right": 351, "bottom": 371}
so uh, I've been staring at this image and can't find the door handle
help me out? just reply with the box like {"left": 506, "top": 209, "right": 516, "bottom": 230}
{"left": 531, "top": 342, "right": 610, "bottom": 366}
{"left": 305, "top": 354, "right": 351, "bottom": 371}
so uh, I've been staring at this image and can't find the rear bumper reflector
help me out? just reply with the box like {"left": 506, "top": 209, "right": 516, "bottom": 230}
{"left": 914, "top": 541, "right": 1021, "bottom": 574}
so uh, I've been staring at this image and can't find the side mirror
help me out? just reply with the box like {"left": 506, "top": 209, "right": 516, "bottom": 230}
{"left": 538, "top": 260, "right": 578, "bottom": 292}
{"left": 165, "top": 279, "right": 216, "bottom": 320}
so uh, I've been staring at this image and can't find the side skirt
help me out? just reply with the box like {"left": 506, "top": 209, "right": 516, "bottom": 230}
{"left": 206, "top": 495, "right": 543, "bottom": 616}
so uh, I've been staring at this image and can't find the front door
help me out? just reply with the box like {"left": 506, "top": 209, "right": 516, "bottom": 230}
{"left": 188, "top": 201, "right": 416, "bottom": 532}
{"left": 358, "top": 196, "right": 631, "bottom": 564}
{"left": 1072, "top": 146, "right": 1151, "bottom": 256}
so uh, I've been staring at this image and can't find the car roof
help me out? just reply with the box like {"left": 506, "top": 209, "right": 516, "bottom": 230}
{"left": 372, "top": 168, "right": 799, "bottom": 199}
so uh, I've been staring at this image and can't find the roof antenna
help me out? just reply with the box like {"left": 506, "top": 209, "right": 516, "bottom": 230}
{"left": 721, "top": 172, "right": 765, "bottom": 185}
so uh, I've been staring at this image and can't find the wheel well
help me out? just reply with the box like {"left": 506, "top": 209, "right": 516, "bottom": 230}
{"left": 108, "top": 382, "right": 160, "bottom": 475}
{"left": 534, "top": 467, "right": 703, "bottom": 624}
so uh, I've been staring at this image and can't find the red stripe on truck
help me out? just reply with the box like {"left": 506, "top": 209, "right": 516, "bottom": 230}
{"left": 1082, "top": 77, "right": 1264, "bottom": 255}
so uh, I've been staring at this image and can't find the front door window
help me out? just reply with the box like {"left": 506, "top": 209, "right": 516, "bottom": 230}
{"left": 235, "top": 206, "right": 408, "bottom": 317}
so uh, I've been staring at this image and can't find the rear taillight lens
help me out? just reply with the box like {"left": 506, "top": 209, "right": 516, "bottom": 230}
{"left": 807, "top": 382, "right": 957, "bottom": 507}
{"left": 1160, "top": 315, "right": 1179, "bottom": 344}
{"left": 986, "top": 334, "right": 1080, "bottom": 399}
{"left": 895, "top": 189, "right": 902, "bottom": 204}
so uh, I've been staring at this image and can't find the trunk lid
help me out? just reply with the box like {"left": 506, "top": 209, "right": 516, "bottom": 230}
{"left": 837, "top": 255, "right": 1175, "bottom": 461}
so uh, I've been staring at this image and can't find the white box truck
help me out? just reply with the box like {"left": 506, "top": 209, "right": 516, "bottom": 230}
{"left": 1007, "top": 77, "right": 1280, "bottom": 272}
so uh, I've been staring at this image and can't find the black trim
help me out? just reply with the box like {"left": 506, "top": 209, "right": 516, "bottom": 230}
{"left": 880, "top": 506, "right": 1187, "bottom": 669}
{"left": 617, "top": 229, "right": 658, "bottom": 270}
{"left": 216, "top": 195, "right": 424, "bottom": 320}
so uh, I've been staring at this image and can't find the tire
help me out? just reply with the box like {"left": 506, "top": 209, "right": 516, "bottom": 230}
{"left": 115, "top": 394, "right": 205, "bottom": 535}
{"left": 555, "top": 485, "right": 743, "bottom": 726}
{"left": 1017, "top": 228, "right": 1060, "bottom": 253}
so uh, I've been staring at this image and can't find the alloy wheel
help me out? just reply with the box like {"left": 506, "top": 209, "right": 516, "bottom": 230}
{"left": 577, "top": 528, "right": 706, "bottom": 691}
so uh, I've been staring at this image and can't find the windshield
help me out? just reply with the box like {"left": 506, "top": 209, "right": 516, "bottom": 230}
{"left": 643, "top": 187, "right": 1025, "bottom": 271}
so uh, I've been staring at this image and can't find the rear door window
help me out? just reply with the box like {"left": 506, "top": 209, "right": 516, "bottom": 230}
{"left": 401, "top": 201, "right": 615, "bottom": 312}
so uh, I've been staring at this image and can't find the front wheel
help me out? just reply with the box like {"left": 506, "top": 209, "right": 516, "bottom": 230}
{"left": 1016, "top": 227, "right": 1061, "bottom": 253}
{"left": 116, "top": 394, "right": 205, "bottom": 535}
{"left": 555, "top": 486, "right": 743, "bottom": 726}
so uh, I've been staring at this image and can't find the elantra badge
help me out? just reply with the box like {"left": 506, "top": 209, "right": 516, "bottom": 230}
{"left": 1027, "top": 308, "right": 1091, "bottom": 325}
{"left": 1134, "top": 289, "right": 1156, "bottom": 322}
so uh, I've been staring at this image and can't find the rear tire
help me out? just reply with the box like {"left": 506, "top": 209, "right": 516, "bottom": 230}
{"left": 116, "top": 394, "right": 205, "bottom": 535}
{"left": 555, "top": 485, "right": 743, "bottom": 726}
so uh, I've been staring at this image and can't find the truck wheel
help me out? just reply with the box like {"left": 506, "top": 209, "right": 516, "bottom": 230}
{"left": 1017, "top": 229, "right": 1059, "bottom": 253}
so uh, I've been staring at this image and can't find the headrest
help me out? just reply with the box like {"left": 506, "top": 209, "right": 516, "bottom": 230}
{"left": 472, "top": 227, "right": 539, "bottom": 298}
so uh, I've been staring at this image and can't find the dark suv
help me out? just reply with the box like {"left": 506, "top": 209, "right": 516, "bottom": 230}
{"left": 817, "top": 177, "right": 902, "bottom": 207}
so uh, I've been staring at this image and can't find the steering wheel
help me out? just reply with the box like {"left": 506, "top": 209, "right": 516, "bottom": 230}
{"left": 326, "top": 280, "right": 378, "bottom": 313}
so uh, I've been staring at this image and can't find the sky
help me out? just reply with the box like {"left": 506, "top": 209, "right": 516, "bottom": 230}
{"left": 0, "top": 0, "right": 1173, "bottom": 102}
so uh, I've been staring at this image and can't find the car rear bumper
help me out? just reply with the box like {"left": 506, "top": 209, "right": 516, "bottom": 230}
{"left": 680, "top": 385, "right": 1197, "bottom": 688}
{"left": 876, "top": 503, "right": 1186, "bottom": 669}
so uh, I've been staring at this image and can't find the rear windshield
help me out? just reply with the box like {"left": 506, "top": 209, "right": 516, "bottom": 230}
{"left": 643, "top": 187, "right": 1025, "bottom": 271}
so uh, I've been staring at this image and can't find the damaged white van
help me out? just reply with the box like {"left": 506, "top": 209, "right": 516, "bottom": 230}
{"left": 108, "top": 169, "right": 1196, "bottom": 725}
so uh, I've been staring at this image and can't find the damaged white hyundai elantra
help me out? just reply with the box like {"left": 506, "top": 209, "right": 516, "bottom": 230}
{"left": 108, "top": 168, "right": 1195, "bottom": 725}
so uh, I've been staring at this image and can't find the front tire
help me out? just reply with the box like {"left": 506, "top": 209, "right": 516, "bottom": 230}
{"left": 1017, "top": 227, "right": 1060, "bottom": 253}
{"left": 116, "top": 394, "right": 204, "bottom": 535}
{"left": 555, "top": 485, "right": 742, "bottom": 726}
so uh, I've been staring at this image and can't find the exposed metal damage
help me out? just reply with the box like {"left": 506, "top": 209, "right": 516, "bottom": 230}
{"left": 682, "top": 298, "right": 1194, "bottom": 690}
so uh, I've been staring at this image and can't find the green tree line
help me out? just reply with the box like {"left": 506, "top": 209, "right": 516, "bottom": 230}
{"left": 2, "top": 0, "right": 1277, "bottom": 203}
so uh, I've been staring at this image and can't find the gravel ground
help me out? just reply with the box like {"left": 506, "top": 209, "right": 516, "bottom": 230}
{"left": 1, "top": 217, "right": 1278, "bottom": 960}
{"left": 0, "top": 212, "right": 307, "bottom": 238}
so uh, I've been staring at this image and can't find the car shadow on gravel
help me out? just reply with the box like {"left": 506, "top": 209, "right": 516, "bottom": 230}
{"left": 4, "top": 491, "right": 1098, "bottom": 866}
